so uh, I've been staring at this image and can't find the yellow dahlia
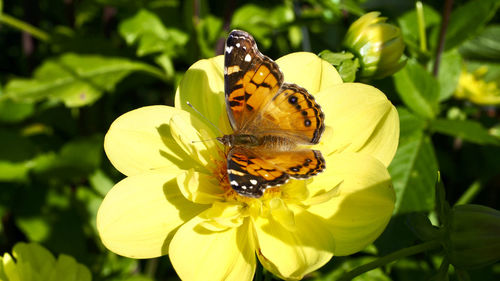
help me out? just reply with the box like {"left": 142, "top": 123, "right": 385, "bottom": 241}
{"left": 97, "top": 52, "right": 399, "bottom": 280}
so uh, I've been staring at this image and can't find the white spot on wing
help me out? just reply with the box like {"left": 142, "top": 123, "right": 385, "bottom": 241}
{"left": 236, "top": 43, "right": 241, "bottom": 48}
{"left": 226, "top": 46, "right": 233, "bottom": 54}
{"left": 242, "top": 185, "right": 247, "bottom": 190}
{"left": 250, "top": 179, "right": 258, "bottom": 185}
{"left": 230, "top": 180, "right": 238, "bottom": 186}
{"left": 244, "top": 54, "right": 252, "bottom": 62}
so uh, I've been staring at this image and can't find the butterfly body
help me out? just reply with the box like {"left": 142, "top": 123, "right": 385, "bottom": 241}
{"left": 222, "top": 30, "right": 326, "bottom": 198}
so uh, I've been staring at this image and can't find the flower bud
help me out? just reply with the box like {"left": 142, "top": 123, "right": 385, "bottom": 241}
{"left": 343, "top": 12, "right": 406, "bottom": 80}
{"left": 445, "top": 204, "right": 500, "bottom": 269}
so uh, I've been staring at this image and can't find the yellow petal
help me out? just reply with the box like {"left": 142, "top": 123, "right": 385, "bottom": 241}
{"left": 307, "top": 152, "right": 395, "bottom": 256}
{"left": 316, "top": 83, "right": 399, "bottom": 167}
{"left": 169, "top": 113, "right": 218, "bottom": 167}
{"left": 97, "top": 170, "right": 207, "bottom": 258}
{"left": 174, "top": 56, "right": 231, "bottom": 133}
{"left": 276, "top": 52, "right": 343, "bottom": 95}
{"left": 269, "top": 198, "right": 296, "bottom": 231}
{"left": 104, "top": 106, "right": 191, "bottom": 176}
{"left": 169, "top": 215, "right": 256, "bottom": 281}
{"left": 176, "top": 169, "right": 224, "bottom": 204}
{"left": 254, "top": 208, "right": 335, "bottom": 280}
{"left": 198, "top": 201, "right": 247, "bottom": 231}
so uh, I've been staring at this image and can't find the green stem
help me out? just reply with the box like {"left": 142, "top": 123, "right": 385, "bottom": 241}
{"left": 432, "top": 0, "right": 454, "bottom": 76}
{"left": 144, "top": 258, "right": 159, "bottom": 278}
{"left": 338, "top": 241, "right": 441, "bottom": 281}
{"left": 416, "top": 1, "right": 427, "bottom": 53}
{"left": 0, "top": 13, "right": 50, "bottom": 41}
{"left": 455, "top": 180, "right": 482, "bottom": 205}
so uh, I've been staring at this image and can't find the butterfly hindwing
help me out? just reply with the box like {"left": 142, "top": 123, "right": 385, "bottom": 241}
{"left": 227, "top": 147, "right": 289, "bottom": 198}
{"left": 224, "top": 30, "right": 283, "bottom": 131}
{"left": 262, "top": 149, "right": 325, "bottom": 179}
{"left": 259, "top": 83, "right": 325, "bottom": 144}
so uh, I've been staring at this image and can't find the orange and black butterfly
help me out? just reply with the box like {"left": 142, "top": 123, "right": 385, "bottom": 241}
{"left": 217, "top": 30, "right": 326, "bottom": 198}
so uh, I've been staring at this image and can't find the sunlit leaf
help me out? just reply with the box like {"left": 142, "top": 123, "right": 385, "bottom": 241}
{"left": 0, "top": 242, "right": 91, "bottom": 281}
{"left": 4, "top": 53, "right": 165, "bottom": 107}
{"left": 119, "top": 9, "right": 188, "bottom": 57}
{"left": 319, "top": 50, "right": 359, "bottom": 82}
{"left": 0, "top": 97, "right": 35, "bottom": 123}
{"left": 389, "top": 109, "right": 438, "bottom": 214}
{"left": 394, "top": 59, "right": 439, "bottom": 119}
{"left": 442, "top": 0, "right": 499, "bottom": 51}
{"left": 231, "top": 3, "right": 294, "bottom": 48}
{"left": 430, "top": 119, "right": 500, "bottom": 145}
{"left": 437, "top": 49, "right": 462, "bottom": 101}
{"left": 460, "top": 25, "right": 500, "bottom": 60}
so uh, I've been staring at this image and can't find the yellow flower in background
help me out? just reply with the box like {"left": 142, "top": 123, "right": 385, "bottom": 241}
{"left": 455, "top": 66, "right": 500, "bottom": 105}
{"left": 343, "top": 11, "right": 406, "bottom": 80}
{"left": 97, "top": 52, "right": 399, "bottom": 280}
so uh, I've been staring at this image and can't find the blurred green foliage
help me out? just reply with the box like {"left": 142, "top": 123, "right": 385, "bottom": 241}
{"left": 0, "top": 0, "right": 499, "bottom": 280}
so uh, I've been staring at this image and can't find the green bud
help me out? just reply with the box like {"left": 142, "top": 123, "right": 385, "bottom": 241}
{"left": 343, "top": 12, "right": 406, "bottom": 80}
{"left": 445, "top": 204, "right": 500, "bottom": 269}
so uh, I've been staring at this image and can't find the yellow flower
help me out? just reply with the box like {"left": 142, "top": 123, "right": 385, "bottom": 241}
{"left": 343, "top": 12, "right": 406, "bottom": 80}
{"left": 97, "top": 52, "right": 399, "bottom": 280}
{"left": 455, "top": 66, "right": 500, "bottom": 105}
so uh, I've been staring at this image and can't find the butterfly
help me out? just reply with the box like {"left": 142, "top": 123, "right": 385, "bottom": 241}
{"left": 217, "top": 30, "right": 326, "bottom": 198}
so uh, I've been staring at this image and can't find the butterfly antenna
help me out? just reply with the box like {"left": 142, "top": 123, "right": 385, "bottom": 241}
{"left": 186, "top": 101, "right": 225, "bottom": 136}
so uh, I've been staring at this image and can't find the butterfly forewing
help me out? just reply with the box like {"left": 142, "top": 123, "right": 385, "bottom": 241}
{"left": 224, "top": 30, "right": 283, "bottom": 132}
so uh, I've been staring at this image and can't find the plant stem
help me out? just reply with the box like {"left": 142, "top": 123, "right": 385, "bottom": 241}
{"left": 416, "top": 1, "right": 427, "bottom": 53}
{"left": 337, "top": 241, "right": 441, "bottom": 281}
{"left": 0, "top": 13, "right": 50, "bottom": 41}
{"left": 432, "top": 0, "right": 454, "bottom": 76}
{"left": 455, "top": 180, "right": 482, "bottom": 205}
{"left": 144, "top": 258, "right": 159, "bottom": 278}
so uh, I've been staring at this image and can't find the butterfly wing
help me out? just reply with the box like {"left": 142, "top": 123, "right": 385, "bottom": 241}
{"left": 227, "top": 147, "right": 289, "bottom": 198}
{"left": 224, "top": 30, "right": 283, "bottom": 131}
{"left": 227, "top": 147, "right": 325, "bottom": 198}
{"left": 263, "top": 149, "right": 325, "bottom": 179}
{"left": 257, "top": 83, "right": 325, "bottom": 144}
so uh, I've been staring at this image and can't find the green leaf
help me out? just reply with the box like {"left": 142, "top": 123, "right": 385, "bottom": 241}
{"left": 0, "top": 97, "right": 35, "bottom": 123}
{"left": 443, "top": 0, "right": 499, "bottom": 51}
{"left": 89, "top": 169, "right": 114, "bottom": 197}
{"left": 460, "top": 25, "right": 500, "bottom": 60}
{"left": 0, "top": 243, "right": 91, "bottom": 281}
{"left": 195, "top": 15, "right": 224, "bottom": 58}
{"left": 437, "top": 49, "right": 462, "bottom": 101}
{"left": 397, "top": 107, "right": 427, "bottom": 141}
{"left": 389, "top": 109, "right": 438, "bottom": 214}
{"left": 231, "top": 3, "right": 294, "bottom": 49}
{"left": 318, "top": 50, "right": 359, "bottom": 82}
{"left": 119, "top": 9, "right": 188, "bottom": 57}
{"left": 49, "top": 254, "right": 92, "bottom": 281}
{"left": 33, "top": 135, "right": 103, "bottom": 179}
{"left": 430, "top": 119, "right": 500, "bottom": 145}
{"left": 4, "top": 53, "right": 166, "bottom": 107}
{"left": 393, "top": 59, "right": 439, "bottom": 119}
